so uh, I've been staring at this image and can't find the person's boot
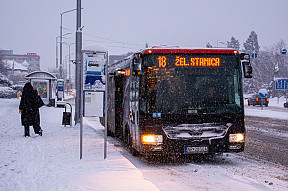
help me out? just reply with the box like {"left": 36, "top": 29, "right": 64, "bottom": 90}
{"left": 39, "top": 130, "right": 43, "bottom": 136}
{"left": 24, "top": 126, "right": 30, "bottom": 137}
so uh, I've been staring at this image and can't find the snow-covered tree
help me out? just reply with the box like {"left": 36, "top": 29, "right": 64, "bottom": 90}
{"left": 243, "top": 31, "right": 260, "bottom": 53}
{"left": 242, "top": 39, "right": 288, "bottom": 96}
{"left": 0, "top": 62, "right": 7, "bottom": 75}
{"left": 227, "top": 36, "right": 240, "bottom": 50}
{"left": 0, "top": 73, "right": 12, "bottom": 86}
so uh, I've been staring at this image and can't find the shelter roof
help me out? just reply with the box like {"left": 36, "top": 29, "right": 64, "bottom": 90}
{"left": 25, "top": 71, "right": 57, "bottom": 80}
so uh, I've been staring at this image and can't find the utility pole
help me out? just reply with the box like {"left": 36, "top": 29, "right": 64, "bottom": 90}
{"left": 60, "top": 14, "right": 63, "bottom": 79}
{"left": 56, "top": 37, "right": 58, "bottom": 69}
{"left": 75, "top": 0, "right": 83, "bottom": 160}
{"left": 11, "top": 60, "right": 15, "bottom": 84}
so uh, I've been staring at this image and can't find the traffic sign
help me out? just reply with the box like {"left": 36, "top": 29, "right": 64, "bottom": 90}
{"left": 281, "top": 48, "right": 287, "bottom": 55}
{"left": 258, "top": 88, "right": 268, "bottom": 98}
{"left": 251, "top": 53, "right": 257, "bottom": 58}
{"left": 275, "top": 79, "right": 288, "bottom": 90}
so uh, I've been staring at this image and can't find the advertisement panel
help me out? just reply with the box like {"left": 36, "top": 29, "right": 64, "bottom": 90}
{"left": 32, "top": 80, "right": 48, "bottom": 98}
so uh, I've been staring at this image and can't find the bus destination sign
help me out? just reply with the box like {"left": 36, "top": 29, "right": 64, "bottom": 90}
{"left": 157, "top": 56, "right": 220, "bottom": 68}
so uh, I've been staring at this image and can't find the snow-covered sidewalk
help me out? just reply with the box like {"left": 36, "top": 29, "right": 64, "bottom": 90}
{"left": 0, "top": 98, "right": 159, "bottom": 191}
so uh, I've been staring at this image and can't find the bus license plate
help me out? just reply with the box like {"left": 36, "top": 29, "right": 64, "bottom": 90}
{"left": 185, "top": 146, "right": 208, "bottom": 153}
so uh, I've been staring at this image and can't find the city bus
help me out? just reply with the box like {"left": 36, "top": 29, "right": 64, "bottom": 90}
{"left": 103, "top": 46, "right": 252, "bottom": 156}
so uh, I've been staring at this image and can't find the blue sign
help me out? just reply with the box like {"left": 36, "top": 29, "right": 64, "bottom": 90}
{"left": 251, "top": 53, "right": 257, "bottom": 59}
{"left": 258, "top": 89, "right": 268, "bottom": 98}
{"left": 281, "top": 49, "right": 287, "bottom": 55}
{"left": 84, "top": 52, "right": 105, "bottom": 75}
{"left": 275, "top": 79, "right": 288, "bottom": 90}
{"left": 152, "top": 113, "right": 161, "bottom": 118}
{"left": 57, "top": 81, "right": 64, "bottom": 91}
{"left": 84, "top": 75, "right": 105, "bottom": 91}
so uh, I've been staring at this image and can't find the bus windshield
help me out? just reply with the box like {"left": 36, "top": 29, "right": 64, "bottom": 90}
{"left": 140, "top": 54, "right": 243, "bottom": 115}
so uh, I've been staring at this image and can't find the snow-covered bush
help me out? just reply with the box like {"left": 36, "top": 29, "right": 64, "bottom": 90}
{"left": 0, "top": 86, "right": 17, "bottom": 98}
{"left": 0, "top": 73, "right": 17, "bottom": 98}
{"left": 0, "top": 73, "right": 12, "bottom": 87}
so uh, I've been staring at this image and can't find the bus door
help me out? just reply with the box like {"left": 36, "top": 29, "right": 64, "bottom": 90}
{"left": 130, "top": 75, "right": 140, "bottom": 145}
{"left": 115, "top": 75, "right": 124, "bottom": 137}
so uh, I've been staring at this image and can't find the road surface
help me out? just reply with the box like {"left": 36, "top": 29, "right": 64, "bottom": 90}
{"left": 244, "top": 105, "right": 288, "bottom": 166}
{"left": 107, "top": 105, "right": 288, "bottom": 191}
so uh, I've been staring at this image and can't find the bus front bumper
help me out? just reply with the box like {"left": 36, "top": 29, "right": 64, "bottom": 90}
{"left": 140, "top": 135, "right": 244, "bottom": 155}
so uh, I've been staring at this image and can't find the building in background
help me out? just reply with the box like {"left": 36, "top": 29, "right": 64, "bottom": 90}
{"left": 0, "top": 49, "right": 40, "bottom": 84}
{"left": 0, "top": 50, "right": 40, "bottom": 72}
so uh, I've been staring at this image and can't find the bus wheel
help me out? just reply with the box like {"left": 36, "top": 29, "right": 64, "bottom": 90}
{"left": 130, "top": 147, "right": 139, "bottom": 156}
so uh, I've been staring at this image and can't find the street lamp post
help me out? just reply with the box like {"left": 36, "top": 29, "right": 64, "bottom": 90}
{"left": 60, "top": 9, "right": 77, "bottom": 79}
{"left": 56, "top": 33, "right": 71, "bottom": 69}
{"left": 63, "top": 42, "right": 75, "bottom": 85}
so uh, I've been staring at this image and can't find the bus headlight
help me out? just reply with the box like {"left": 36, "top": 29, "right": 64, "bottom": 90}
{"left": 229, "top": 133, "right": 244, "bottom": 142}
{"left": 142, "top": 135, "right": 163, "bottom": 145}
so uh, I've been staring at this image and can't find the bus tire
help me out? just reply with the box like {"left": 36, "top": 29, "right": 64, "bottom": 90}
{"left": 130, "top": 147, "right": 139, "bottom": 156}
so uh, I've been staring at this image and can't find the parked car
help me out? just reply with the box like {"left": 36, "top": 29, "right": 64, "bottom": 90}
{"left": 248, "top": 94, "right": 269, "bottom": 106}
{"left": 284, "top": 102, "right": 288, "bottom": 108}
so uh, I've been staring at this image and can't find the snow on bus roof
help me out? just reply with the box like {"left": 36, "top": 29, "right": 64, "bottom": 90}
{"left": 141, "top": 46, "right": 239, "bottom": 55}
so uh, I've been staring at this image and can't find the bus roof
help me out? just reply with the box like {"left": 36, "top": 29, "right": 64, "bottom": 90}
{"left": 141, "top": 47, "right": 239, "bottom": 55}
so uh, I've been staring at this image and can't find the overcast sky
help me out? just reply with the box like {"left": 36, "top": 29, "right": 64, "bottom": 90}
{"left": 1, "top": 0, "right": 288, "bottom": 71}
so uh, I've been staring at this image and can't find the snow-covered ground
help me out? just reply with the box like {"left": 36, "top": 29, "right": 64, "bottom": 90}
{"left": 0, "top": 98, "right": 158, "bottom": 191}
{"left": 244, "top": 96, "right": 288, "bottom": 120}
{"left": 0, "top": 98, "right": 287, "bottom": 191}
{"left": 268, "top": 96, "right": 287, "bottom": 107}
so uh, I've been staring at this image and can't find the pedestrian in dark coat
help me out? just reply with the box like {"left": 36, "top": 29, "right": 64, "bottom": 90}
{"left": 19, "top": 82, "right": 45, "bottom": 136}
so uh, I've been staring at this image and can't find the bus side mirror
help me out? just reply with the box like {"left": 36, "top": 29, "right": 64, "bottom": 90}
{"left": 132, "top": 54, "right": 141, "bottom": 76}
{"left": 240, "top": 53, "right": 250, "bottom": 61}
{"left": 242, "top": 61, "right": 252, "bottom": 78}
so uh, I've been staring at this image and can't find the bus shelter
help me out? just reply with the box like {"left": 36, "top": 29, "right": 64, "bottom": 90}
{"left": 25, "top": 71, "right": 57, "bottom": 105}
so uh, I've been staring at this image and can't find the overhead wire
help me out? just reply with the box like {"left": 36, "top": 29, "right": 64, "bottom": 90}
{"left": 62, "top": 27, "right": 145, "bottom": 51}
